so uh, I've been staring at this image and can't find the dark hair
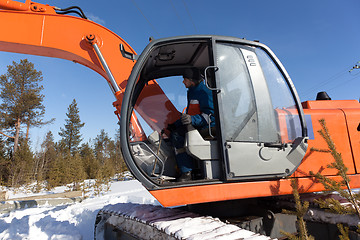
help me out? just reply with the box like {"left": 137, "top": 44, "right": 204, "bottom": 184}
{"left": 183, "top": 68, "right": 201, "bottom": 83}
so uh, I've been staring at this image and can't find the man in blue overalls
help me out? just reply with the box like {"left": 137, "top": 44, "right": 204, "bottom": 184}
{"left": 169, "top": 68, "right": 215, "bottom": 182}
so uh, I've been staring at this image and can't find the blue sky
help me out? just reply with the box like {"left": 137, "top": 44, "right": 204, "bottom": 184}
{"left": 0, "top": 0, "right": 359, "bottom": 150}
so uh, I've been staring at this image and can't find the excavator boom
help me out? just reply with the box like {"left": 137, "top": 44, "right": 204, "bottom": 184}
{"left": 0, "top": 0, "right": 124, "bottom": 83}
{"left": 0, "top": 0, "right": 179, "bottom": 140}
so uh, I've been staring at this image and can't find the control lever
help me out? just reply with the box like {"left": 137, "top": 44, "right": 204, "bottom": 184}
{"left": 151, "top": 130, "right": 164, "bottom": 176}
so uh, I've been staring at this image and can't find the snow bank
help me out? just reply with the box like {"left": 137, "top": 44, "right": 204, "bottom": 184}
{"left": 0, "top": 180, "right": 158, "bottom": 240}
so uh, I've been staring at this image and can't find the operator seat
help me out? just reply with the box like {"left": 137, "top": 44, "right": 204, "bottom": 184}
{"left": 184, "top": 125, "right": 220, "bottom": 179}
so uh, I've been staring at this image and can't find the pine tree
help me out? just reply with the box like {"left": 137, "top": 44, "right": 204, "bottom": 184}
{"left": 0, "top": 135, "right": 10, "bottom": 184}
{"left": 114, "top": 127, "right": 127, "bottom": 173}
{"left": 24, "top": 110, "right": 55, "bottom": 141}
{"left": 46, "top": 153, "right": 64, "bottom": 189}
{"left": 35, "top": 131, "right": 57, "bottom": 184}
{"left": 310, "top": 119, "right": 360, "bottom": 216}
{"left": 281, "top": 178, "right": 314, "bottom": 240}
{"left": 80, "top": 142, "right": 99, "bottom": 179}
{"left": 58, "top": 99, "right": 85, "bottom": 155}
{"left": 67, "top": 153, "right": 86, "bottom": 190}
{"left": 9, "top": 139, "right": 34, "bottom": 187}
{"left": 310, "top": 119, "right": 360, "bottom": 239}
{"left": 0, "top": 59, "right": 48, "bottom": 152}
{"left": 93, "top": 129, "right": 115, "bottom": 179}
{"left": 93, "top": 129, "right": 111, "bottom": 165}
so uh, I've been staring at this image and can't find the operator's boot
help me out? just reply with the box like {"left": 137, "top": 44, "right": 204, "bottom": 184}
{"left": 175, "top": 151, "right": 193, "bottom": 182}
{"left": 177, "top": 171, "right": 192, "bottom": 182}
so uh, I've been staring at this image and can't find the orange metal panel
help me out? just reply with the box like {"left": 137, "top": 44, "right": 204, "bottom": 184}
{"left": 342, "top": 109, "right": 360, "bottom": 173}
{"left": 296, "top": 109, "right": 356, "bottom": 176}
{"left": 275, "top": 107, "right": 355, "bottom": 176}
{"left": 150, "top": 174, "right": 360, "bottom": 207}
{"left": 302, "top": 100, "right": 360, "bottom": 110}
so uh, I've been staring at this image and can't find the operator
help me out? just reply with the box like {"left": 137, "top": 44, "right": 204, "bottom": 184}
{"left": 168, "top": 67, "right": 215, "bottom": 182}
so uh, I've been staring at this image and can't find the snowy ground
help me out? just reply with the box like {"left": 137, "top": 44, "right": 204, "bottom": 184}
{"left": 3, "top": 178, "right": 355, "bottom": 239}
{"left": 0, "top": 179, "right": 159, "bottom": 240}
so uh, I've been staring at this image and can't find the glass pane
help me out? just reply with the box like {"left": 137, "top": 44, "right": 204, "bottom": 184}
{"left": 216, "top": 43, "right": 258, "bottom": 142}
{"left": 256, "top": 48, "right": 302, "bottom": 142}
{"left": 133, "top": 76, "right": 185, "bottom": 139}
{"left": 128, "top": 76, "right": 185, "bottom": 178}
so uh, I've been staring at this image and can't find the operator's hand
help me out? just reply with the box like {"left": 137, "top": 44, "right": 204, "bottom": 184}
{"left": 181, "top": 113, "right": 192, "bottom": 125}
{"left": 167, "top": 123, "right": 176, "bottom": 132}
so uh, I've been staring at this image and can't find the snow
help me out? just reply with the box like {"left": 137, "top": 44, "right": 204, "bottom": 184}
{"left": 2, "top": 178, "right": 358, "bottom": 240}
{"left": 0, "top": 178, "right": 274, "bottom": 240}
{"left": 0, "top": 179, "right": 159, "bottom": 240}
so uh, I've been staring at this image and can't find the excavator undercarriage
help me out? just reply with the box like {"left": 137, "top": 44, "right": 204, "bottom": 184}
{"left": 94, "top": 194, "right": 360, "bottom": 240}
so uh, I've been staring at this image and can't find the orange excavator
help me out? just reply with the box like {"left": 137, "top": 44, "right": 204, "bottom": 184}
{"left": 1, "top": 1, "right": 360, "bottom": 239}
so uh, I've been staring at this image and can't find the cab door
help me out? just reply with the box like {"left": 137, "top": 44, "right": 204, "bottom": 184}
{"left": 212, "top": 39, "right": 308, "bottom": 180}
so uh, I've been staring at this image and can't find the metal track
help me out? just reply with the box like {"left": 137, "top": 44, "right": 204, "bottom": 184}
{"left": 94, "top": 203, "right": 275, "bottom": 240}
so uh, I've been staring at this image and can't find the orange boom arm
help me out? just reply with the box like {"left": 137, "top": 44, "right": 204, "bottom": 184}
{"left": 0, "top": 0, "right": 178, "bottom": 140}
{"left": 0, "top": 0, "right": 126, "bottom": 85}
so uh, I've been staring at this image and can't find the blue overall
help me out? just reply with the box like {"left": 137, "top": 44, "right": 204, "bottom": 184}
{"left": 171, "top": 81, "right": 215, "bottom": 173}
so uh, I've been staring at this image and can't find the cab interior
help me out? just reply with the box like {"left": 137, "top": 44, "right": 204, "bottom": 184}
{"left": 127, "top": 40, "right": 221, "bottom": 184}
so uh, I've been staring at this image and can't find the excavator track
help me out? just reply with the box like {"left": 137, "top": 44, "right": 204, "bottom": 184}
{"left": 94, "top": 203, "right": 274, "bottom": 240}
{"left": 94, "top": 194, "right": 360, "bottom": 240}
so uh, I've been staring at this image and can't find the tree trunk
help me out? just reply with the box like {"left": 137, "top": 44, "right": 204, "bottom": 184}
{"left": 13, "top": 117, "right": 21, "bottom": 153}
{"left": 26, "top": 122, "right": 30, "bottom": 141}
{"left": 33, "top": 155, "right": 41, "bottom": 180}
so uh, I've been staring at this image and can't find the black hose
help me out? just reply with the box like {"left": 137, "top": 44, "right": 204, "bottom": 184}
{"left": 55, "top": 6, "right": 87, "bottom": 19}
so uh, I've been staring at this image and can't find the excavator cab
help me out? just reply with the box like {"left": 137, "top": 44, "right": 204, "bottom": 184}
{"left": 120, "top": 36, "right": 309, "bottom": 189}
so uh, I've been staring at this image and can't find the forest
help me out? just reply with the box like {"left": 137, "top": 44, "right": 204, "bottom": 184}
{"left": 0, "top": 59, "right": 127, "bottom": 190}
